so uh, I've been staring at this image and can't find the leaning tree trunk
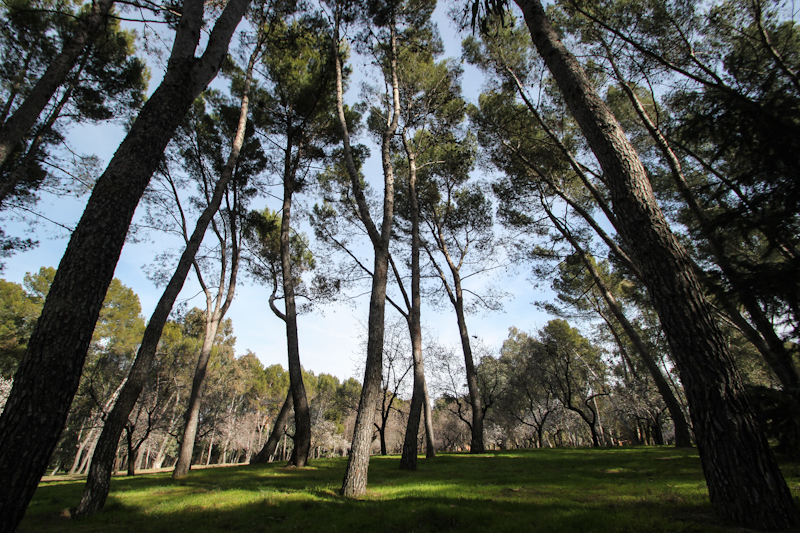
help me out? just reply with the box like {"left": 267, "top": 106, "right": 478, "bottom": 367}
{"left": 454, "top": 289, "right": 485, "bottom": 454}
{"left": 0, "top": 0, "right": 250, "bottom": 528}
{"left": 173, "top": 312, "right": 222, "bottom": 478}
{"left": 74, "top": 38, "right": 258, "bottom": 512}
{"left": 606, "top": 52, "right": 800, "bottom": 392}
{"left": 514, "top": 0, "right": 799, "bottom": 528}
{"left": 545, "top": 205, "right": 693, "bottom": 448}
{"left": 173, "top": 151, "right": 241, "bottom": 479}
{"left": 251, "top": 390, "right": 292, "bottom": 463}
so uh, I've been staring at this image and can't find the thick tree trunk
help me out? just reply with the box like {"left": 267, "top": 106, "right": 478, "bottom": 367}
{"left": 251, "top": 391, "right": 292, "bottom": 464}
{"left": 514, "top": 0, "right": 799, "bottom": 528}
{"left": 75, "top": 62, "right": 253, "bottom": 512}
{"left": 339, "top": 181, "right": 393, "bottom": 496}
{"left": 0, "top": 0, "right": 249, "bottom": 528}
{"left": 0, "top": 0, "right": 115, "bottom": 170}
{"left": 281, "top": 145, "right": 311, "bottom": 468}
{"left": 608, "top": 56, "right": 800, "bottom": 391}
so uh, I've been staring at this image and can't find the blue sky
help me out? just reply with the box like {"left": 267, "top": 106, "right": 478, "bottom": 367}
{"left": 1, "top": 1, "right": 555, "bottom": 384}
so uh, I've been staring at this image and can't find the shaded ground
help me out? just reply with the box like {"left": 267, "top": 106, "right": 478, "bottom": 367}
{"left": 19, "top": 447, "right": 800, "bottom": 532}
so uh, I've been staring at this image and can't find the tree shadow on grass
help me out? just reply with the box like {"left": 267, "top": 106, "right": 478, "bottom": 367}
{"left": 18, "top": 448, "right": 788, "bottom": 533}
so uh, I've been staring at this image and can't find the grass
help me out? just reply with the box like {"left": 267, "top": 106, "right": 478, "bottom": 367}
{"left": 18, "top": 447, "right": 800, "bottom": 532}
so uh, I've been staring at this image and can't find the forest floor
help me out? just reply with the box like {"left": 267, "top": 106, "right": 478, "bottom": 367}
{"left": 19, "top": 447, "right": 800, "bottom": 532}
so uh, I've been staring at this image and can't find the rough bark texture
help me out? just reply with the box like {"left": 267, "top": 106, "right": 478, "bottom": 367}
{"left": 515, "top": 0, "right": 799, "bottom": 528}
{"left": 606, "top": 53, "right": 800, "bottom": 392}
{"left": 336, "top": 11, "right": 398, "bottom": 497}
{"left": 73, "top": 31, "right": 260, "bottom": 517}
{"left": 0, "top": 0, "right": 250, "bottom": 528}
{"left": 0, "top": 0, "right": 114, "bottom": 169}
{"left": 251, "top": 391, "right": 292, "bottom": 463}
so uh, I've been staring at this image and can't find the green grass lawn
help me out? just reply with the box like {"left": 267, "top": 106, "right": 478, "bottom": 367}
{"left": 19, "top": 447, "right": 800, "bottom": 532}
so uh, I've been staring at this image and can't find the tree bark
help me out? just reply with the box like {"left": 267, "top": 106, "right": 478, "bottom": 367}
{"left": 0, "top": 0, "right": 250, "bottom": 528}
{"left": 514, "top": 0, "right": 799, "bottom": 527}
{"left": 173, "top": 312, "right": 222, "bottom": 478}
{"left": 0, "top": 0, "right": 115, "bottom": 169}
{"left": 400, "top": 140, "right": 425, "bottom": 470}
{"left": 74, "top": 29, "right": 259, "bottom": 515}
{"left": 605, "top": 50, "right": 800, "bottom": 391}
{"left": 280, "top": 135, "right": 312, "bottom": 468}
{"left": 251, "top": 390, "right": 292, "bottom": 463}
{"left": 422, "top": 379, "right": 436, "bottom": 458}
{"left": 334, "top": 7, "right": 398, "bottom": 498}
{"left": 454, "top": 287, "right": 484, "bottom": 453}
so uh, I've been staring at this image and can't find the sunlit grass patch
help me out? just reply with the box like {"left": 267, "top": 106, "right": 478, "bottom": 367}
{"left": 18, "top": 446, "right": 799, "bottom": 532}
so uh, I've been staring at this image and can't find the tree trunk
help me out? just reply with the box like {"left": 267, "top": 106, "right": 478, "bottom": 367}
{"left": 280, "top": 143, "right": 312, "bottom": 468}
{"left": 151, "top": 434, "right": 169, "bottom": 470}
{"left": 400, "top": 143, "right": 425, "bottom": 470}
{"left": 336, "top": 8, "right": 399, "bottom": 498}
{"left": 0, "top": 0, "right": 248, "bottom": 530}
{"left": 514, "top": 0, "right": 799, "bottom": 527}
{"left": 251, "top": 391, "right": 292, "bottom": 464}
{"left": 70, "top": 424, "right": 93, "bottom": 475}
{"left": 379, "top": 425, "right": 387, "bottom": 456}
{"left": 0, "top": 0, "right": 250, "bottom": 526}
{"left": 75, "top": 75, "right": 251, "bottom": 512}
{"left": 607, "top": 54, "right": 800, "bottom": 391}
{"left": 77, "top": 434, "right": 99, "bottom": 476}
{"left": 422, "top": 379, "right": 436, "bottom": 458}
{"left": 173, "top": 313, "right": 221, "bottom": 478}
{"left": 125, "top": 428, "right": 141, "bottom": 477}
{"left": 545, "top": 207, "right": 693, "bottom": 448}
{"left": 454, "top": 292, "right": 485, "bottom": 453}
